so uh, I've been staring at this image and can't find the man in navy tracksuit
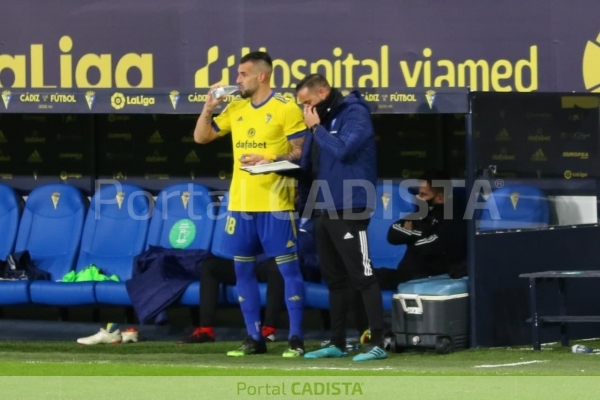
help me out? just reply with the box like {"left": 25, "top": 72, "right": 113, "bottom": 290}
{"left": 295, "top": 74, "right": 387, "bottom": 362}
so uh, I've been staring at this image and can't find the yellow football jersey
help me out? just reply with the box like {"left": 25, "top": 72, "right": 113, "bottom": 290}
{"left": 212, "top": 92, "right": 306, "bottom": 212}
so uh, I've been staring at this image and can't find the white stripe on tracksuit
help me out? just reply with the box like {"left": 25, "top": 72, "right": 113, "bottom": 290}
{"left": 415, "top": 234, "right": 439, "bottom": 246}
{"left": 358, "top": 230, "right": 372, "bottom": 276}
{"left": 391, "top": 224, "right": 422, "bottom": 237}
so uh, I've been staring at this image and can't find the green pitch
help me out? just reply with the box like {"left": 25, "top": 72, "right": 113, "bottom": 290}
{"left": 0, "top": 339, "right": 599, "bottom": 376}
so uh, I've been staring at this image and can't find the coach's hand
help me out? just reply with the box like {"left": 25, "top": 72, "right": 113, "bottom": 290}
{"left": 303, "top": 105, "right": 320, "bottom": 128}
{"left": 403, "top": 221, "right": 413, "bottom": 231}
{"left": 240, "top": 154, "right": 267, "bottom": 166}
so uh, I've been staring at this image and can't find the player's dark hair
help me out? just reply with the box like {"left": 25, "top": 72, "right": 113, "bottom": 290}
{"left": 240, "top": 51, "right": 273, "bottom": 68}
{"left": 420, "top": 171, "right": 452, "bottom": 195}
{"left": 295, "top": 73, "right": 331, "bottom": 92}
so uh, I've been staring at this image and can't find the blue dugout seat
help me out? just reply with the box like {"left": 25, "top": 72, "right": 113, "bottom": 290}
{"left": 478, "top": 185, "right": 550, "bottom": 231}
{"left": 9, "top": 184, "right": 86, "bottom": 305}
{"left": 369, "top": 182, "right": 417, "bottom": 269}
{"left": 31, "top": 183, "right": 151, "bottom": 306}
{"left": 208, "top": 191, "right": 234, "bottom": 261}
{"left": 0, "top": 184, "right": 22, "bottom": 261}
{"left": 144, "top": 183, "right": 217, "bottom": 251}
{"left": 85, "top": 183, "right": 152, "bottom": 306}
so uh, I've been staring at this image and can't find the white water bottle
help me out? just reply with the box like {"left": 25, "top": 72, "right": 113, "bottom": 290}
{"left": 572, "top": 344, "right": 593, "bottom": 354}
{"left": 210, "top": 85, "right": 240, "bottom": 99}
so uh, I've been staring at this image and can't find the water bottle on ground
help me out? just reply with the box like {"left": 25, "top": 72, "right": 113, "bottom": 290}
{"left": 210, "top": 85, "right": 240, "bottom": 99}
{"left": 572, "top": 344, "right": 593, "bottom": 354}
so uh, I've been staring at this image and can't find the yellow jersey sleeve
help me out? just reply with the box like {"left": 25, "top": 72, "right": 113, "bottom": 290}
{"left": 212, "top": 103, "right": 233, "bottom": 137}
{"left": 283, "top": 102, "right": 307, "bottom": 139}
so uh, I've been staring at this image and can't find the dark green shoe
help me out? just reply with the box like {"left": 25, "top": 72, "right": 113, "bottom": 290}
{"left": 227, "top": 336, "right": 267, "bottom": 357}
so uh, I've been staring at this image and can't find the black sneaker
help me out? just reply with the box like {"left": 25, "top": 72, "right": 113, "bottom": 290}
{"left": 282, "top": 335, "right": 305, "bottom": 358}
{"left": 227, "top": 336, "right": 267, "bottom": 357}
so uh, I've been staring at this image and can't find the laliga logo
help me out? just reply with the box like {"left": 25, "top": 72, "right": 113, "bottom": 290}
{"left": 583, "top": 33, "right": 600, "bottom": 92}
{"left": 111, "top": 92, "right": 126, "bottom": 110}
{"left": 111, "top": 92, "right": 156, "bottom": 110}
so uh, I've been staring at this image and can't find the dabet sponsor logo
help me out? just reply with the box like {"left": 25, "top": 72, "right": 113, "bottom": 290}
{"left": 111, "top": 92, "right": 155, "bottom": 110}
{"left": 492, "top": 148, "right": 515, "bottom": 161}
{"left": 527, "top": 131, "right": 551, "bottom": 141}
{"left": 235, "top": 140, "right": 267, "bottom": 149}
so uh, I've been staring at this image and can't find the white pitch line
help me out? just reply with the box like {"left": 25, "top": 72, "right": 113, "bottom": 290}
{"left": 187, "top": 364, "right": 397, "bottom": 372}
{"left": 21, "top": 360, "right": 397, "bottom": 372}
{"left": 474, "top": 360, "right": 547, "bottom": 368}
{"left": 283, "top": 366, "right": 396, "bottom": 371}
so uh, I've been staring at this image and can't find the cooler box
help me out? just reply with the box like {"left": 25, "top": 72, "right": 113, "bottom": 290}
{"left": 391, "top": 275, "right": 469, "bottom": 354}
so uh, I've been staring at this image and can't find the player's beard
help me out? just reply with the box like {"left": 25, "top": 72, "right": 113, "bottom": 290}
{"left": 239, "top": 84, "right": 256, "bottom": 99}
